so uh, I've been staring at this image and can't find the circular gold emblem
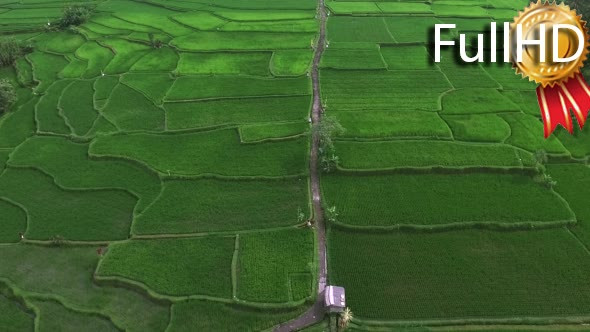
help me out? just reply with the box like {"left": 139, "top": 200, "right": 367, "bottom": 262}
{"left": 511, "top": 1, "right": 590, "bottom": 87}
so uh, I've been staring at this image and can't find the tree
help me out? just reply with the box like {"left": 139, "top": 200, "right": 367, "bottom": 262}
{"left": 315, "top": 115, "right": 344, "bottom": 152}
{"left": 0, "top": 38, "right": 32, "bottom": 67}
{"left": 321, "top": 153, "right": 340, "bottom": 173}
{"left": 60, "top": 5, "right": 93, "bottom": 28}
{"left": 0, "top": 79, "right": 16, "bottom": 114}
{"left": 314, "top": 115, "right": 344, "bottom": 173}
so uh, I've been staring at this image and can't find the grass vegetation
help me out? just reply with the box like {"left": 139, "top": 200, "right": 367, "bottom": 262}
{"left": 171, "top": 31, "right": 314, "bottom": 51}
{"left": 0, "top": 168, "right": 136, "bottom": 240}
{"left": 329, "top": 227, "right": 590, "bottom": 320}
{"left": 319, "top": 2, "right": 590, "bottom": 327}
{"left": 0, "top": 79, "right": 15, "bottom": 113}
{"left": 335, "top": 140, "right": 534, "bottom": 169}
{"left": 2, "top": 0, "right": 590, "bottom": 329}
{"left": 335, "top": 111, "right": 452, "bottom": 139}
{"left": 98, "top": 236, "right": 236, "bottom": 297}
{"left": 165, "top": 96, "right": 310, "bottom": 130}
{"left": 0, "top": 95, "right": 37, "bottom": 148}
{"left": 0, "top": 37, "right": 32, "bottom": 67}
{"left": 0, "top": 4, "right": 319, "bottom": 326}
{"left": 548, "top": 164, "right": 590, "bottom": 248}
{"left": 0, "top": 199, "right": 27, "bottom": 243}
{"left": 239, "top": 122, "right": 308, "bottom": 142}
{"left": 321, "top": 69, "right": 451, "bottom": 111}
{"left": 237, "top": 229, "right": 314, "bottom": 303}
{"left": 322, "top": 173, "right": 573, "bottom": 227}
{"left": 166, "top": 75, "right": 310, "bottom": 101}
{"left": 442, "top": 114, "right": 511, "bottom": 142}
{"left": 134, "top": 178, "right": 308, "bottom": 234}
{"left": 0, "top": 295, "right": 34, "bottom": 331}
{"left": 102, "top": 84, "right": 165, "bottom": 131}
{"left": 32, "top": 299, "right": 119, "bottom": 332}
{"left": 168, "top": 300, "right": 305, "bottom": 331}
{"left": 90, "top": 129, "right": 308, "bottom": 177}
{"left": 9, "top": 136, "right": 161, "bottom": 212}
{"left": 0, "top": 244, "right": 170, "bottom": 331}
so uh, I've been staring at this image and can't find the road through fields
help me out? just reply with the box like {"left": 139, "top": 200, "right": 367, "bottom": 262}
{"left": 274, "top": 0, "right": 328, "bottom": 330}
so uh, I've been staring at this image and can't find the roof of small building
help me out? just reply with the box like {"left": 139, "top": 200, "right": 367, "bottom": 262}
{"left": 325, "top": 285, "right": 346, "bottom": 308}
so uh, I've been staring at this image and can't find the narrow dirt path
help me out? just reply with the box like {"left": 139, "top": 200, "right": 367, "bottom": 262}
{"left": 274, "top": 0, "right": 328, "bottom": 331}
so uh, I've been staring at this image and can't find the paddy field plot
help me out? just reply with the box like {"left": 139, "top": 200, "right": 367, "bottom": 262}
{"left": 97, "top": 236, "right": 236, "bottom": 297}
{"left": 322, "top": 173, "right": 573, "bottom": 228}
{"left": 165, "top": 96, "right": 311, "bottom": 130}
{"left": 334, "top": 111, "right": 452, "bottom": 139}
{"left": 89, "top": 129, "right": 308, "bottom": 177}
{"left": 167, "top": 300, "right": 306, "bottom": 332}
{"left": 335, "top": 140, "right": 536, "bottom": 169}
{"left": 0, "top": 168, "right": 136, "bottom": 241}
{"left": 31, "top": 299, "right": 120, "bottom": 332}
{"left": 548, "top": 164, "right": 590, "bottom": 249}
{"left": 133, "top": 178, "right": 309, "bottom": 234}
{"left": 237, "top": 229, "right": 314, "bottom": 303}
{"left": 97, "top": 228, "right": 314, "bottom": 302}
{"left": 328, "top": 228, "right": 590, "bottom": 321}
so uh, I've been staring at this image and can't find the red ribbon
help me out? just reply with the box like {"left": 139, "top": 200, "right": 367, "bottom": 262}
{"left": 536, "top": 73, "right": 590, "bottom": 138}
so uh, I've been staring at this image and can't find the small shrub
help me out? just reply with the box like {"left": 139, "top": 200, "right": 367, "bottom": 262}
{"left": 0, "top": 38, "right": 32, "bottom": 67}
{"left": 321, "top": 153, "right": 340, "bottom": 173}
{"left": 297, "top": 207, "right": 306, "bottom": 224}
{"left": 534, "top": 173, "right": 557, "bottom": 189}
{"left": 148, "top": 33, "right": 163, "bottom": 49}
{"left": 50, "top": 235, "right": 66, "bottom": 247}
{"left": 60, "top": 5, "right": 93, "bottom": 28}
{"left": 534, "top": 150, "right": 548, "bottom": 173}
{"left": 0, "top": 79, "right": 16, "bottom": 114}
{"left": 326, "top": 206, "right": 338, "bottom": 223}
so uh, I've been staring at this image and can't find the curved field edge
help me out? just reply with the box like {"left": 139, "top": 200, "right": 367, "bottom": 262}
{"left": 94, "top": 228, "right": 317, "bottom": 306}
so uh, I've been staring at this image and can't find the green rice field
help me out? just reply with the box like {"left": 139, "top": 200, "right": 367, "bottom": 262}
{"left": 2, "top": 0, "right": 590, "bottom": 331}
{"left": 0, "top": 0, "right": 316, "bottom": 330}
{"left": 320, "top": 0, "right": 590, "bottom": 330}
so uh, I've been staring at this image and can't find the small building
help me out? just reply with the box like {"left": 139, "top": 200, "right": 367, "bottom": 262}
{"left": 324, "top": 285, "right": 346, "bottom": 313}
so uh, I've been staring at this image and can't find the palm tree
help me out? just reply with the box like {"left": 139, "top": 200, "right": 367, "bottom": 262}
{"left": 339, "top": 307, "right": 353, "bottom": 331}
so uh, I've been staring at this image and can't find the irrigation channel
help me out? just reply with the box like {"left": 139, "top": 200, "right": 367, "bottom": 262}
{"left": 274, "top": 0, "right": 328, "bottom": 330}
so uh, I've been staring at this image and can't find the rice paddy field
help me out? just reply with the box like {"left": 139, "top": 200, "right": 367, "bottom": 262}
{"left": 0, "top": 0, "right": 317, "bottom": 330}
{"left": 319, "top": 0, "right": 590, "bottom": 330}
{"left": 2, "top": 0, "right": 590, "bottom": 331}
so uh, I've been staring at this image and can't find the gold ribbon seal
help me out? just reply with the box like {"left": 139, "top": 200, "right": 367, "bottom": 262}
{"left": 511, "top": 1, "right": 590, "bottom": 87}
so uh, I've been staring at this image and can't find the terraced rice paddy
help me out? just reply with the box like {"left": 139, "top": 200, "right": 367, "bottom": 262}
{"left": 0, "top": 0, "right": 316, "bottom": 330}
{"left": 2, "top": 0, "right": 590, "bottom": 331}
{"left": 320, "top": 0, "right": 590, "bottom": 330}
